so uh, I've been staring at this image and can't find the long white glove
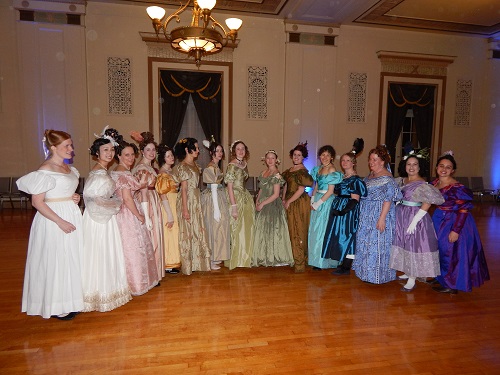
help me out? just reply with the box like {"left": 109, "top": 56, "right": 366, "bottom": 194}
{"left": 211, "top": 185, "right": 221, "bottom": 222}
{"left": 310, "top": 195, "right": 316, "bottom": 208}
{"left": 406, "top": 209, "right": 427, "bottom": 234}
{"left": 141, "top": 202, "right": 153, "bottom": 230}
{"left": 311, "top": 198, "right": 324, "bottom": 211}
{"left": 161, "top": 200, "right": 174, "bottom": 224}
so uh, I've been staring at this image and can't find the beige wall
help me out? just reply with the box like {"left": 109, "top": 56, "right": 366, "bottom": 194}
{"left": 1, "top": 0, "right": 498, "bottom": 189}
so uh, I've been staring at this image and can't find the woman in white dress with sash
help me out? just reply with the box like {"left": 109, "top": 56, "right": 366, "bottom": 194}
{"left": 16, "top": 130, "right": 84, "bottom": 320}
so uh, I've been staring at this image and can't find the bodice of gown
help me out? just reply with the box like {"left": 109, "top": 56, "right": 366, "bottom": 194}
{"left": 156, "top": 171, "right": 178, "bottom": 194}
{"left": 203, "top": 165, "right": 224, "bottom": 184}
{"left": 310, "top": 166, "right": 343, "bottom": 190}
{"left": 395, "top": 178, "right": 444, "bottom": 205}
{"left": 431, "top": 181, "right": 474, "bottom": 212}
{"left": 281, "top": 168, "right": 313, "bottom": 199}
{"left": 334, "top": 176, "right": 367, "bottom": 198}
{"left": 174, "top": 162, "right": 201, "bottom": 190}
{"left": 363, "top": 175, "right": 401, "bottom": 202}
{"left": 110, "top": 171, "right": 142, "bottom": 197}
{"left": 16, "top": 167, "right": 80, "bottom": 198}
{"left": 224, "top": 164, "right": 248, "bottom": 191}
{"left": 132, "top": 163, "right": 158, "bottom": 188}
{"left": 257, "top": 173, "right": 284, "bottom": 198}
{"left": 83, "top": 170, "right": 121, "bottom": 224}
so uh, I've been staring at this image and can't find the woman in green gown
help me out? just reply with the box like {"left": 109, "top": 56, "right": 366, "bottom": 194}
{"left": 252, "top": 151, "right": 294, "bottom": 267}
{"left": 224, "top": 141, "right": 255, "bottom": 270}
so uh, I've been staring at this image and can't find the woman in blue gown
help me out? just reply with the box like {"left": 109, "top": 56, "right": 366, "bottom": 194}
{"left": 352, "top": 145, "right": 402, "bottom": 284}
{"left": 308, "top": 145, "right": 343, "bottom": 270}
{"left": 322, "top": 139, "right": 367, "bottom": 275}
{"left": 431, "top": 153, "right": 490, "bottom": 293}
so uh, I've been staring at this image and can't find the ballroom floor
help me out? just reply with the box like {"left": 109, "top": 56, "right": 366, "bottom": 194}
{"left": 0, "top": 202, "right": 499, "bottom": 374}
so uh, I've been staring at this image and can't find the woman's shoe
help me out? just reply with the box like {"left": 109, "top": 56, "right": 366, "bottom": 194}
{"left": 52, "top": 311, "right": 78, "bottom": 321}
{"left": 332, "top": 268, "right": 350, "bottom": 276}
{"left": 400, "top": 285, "right": 416, "bottom": 292}
{"left": 165, "top": 268, "right": 180, "bottom": 274}
{"left": 397, "top": 274, "right": 409, "bottom": 281}
{"left": 432, "top": 286, "right": 458, "bottom": 294}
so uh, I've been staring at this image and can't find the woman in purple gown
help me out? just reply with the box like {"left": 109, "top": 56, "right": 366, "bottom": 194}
{"left": 389, "top": 150, "right": 444, "bottom": 292}
{"left": 431, "top": 152, "right": 490, "bottom": 293}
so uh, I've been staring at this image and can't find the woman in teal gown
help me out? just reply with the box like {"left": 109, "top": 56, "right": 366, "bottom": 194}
{"left": 308, "top": 145, "right": 343, "bottom": 270}
{"left": 251, "top": 151, "right": 294, "bottom": 267}
{"left": 224, "top": 141, "right": 255, "bottom": 270}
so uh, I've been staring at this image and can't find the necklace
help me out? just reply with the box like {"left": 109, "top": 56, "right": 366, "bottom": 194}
{"left": 49, "top": 160, "right": 66, "bottom": 168}
{"left": 97, "top": 161, "right": 108, "bottom": 171}
{"left": 236, "top": 157, "right": 244, "bottom": 165}
{"left": 321, "top": 162, "right": 331, "bottom": 169}
{"left": 343, "top": 172, "right": 357, "bottom": 179}
{"left": 119, "top": 163, "right": 130, "bottom": 171}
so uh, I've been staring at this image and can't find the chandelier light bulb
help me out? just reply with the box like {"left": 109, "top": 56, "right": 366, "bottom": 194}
{"left": 225, "top": 18, "right": 242, "bottom": 31}
{"left": 146, "top": 6, "right": 166, "bottom": 20}
{"left": 197, "top": 0, "right": 216, "bottom": 11}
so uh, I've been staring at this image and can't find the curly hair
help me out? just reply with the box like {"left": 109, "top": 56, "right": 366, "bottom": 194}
{"left": 114, "top": 140, "right": 138, "bottom": 160}
{"left": 289, "top": 143, "right": 308, "bottom": 159}
{"left": 173, "top": 137, "right": 198, "bottom": 161}
{"left": 317, "top": 145, "right": 336, "bottom": 160}
{"left": 157, "top": 143, "right": 174, "bottom": 167}
{"left": 89, "top": 137, "right": 113, "bottom": 157}
{"left": 436, "top": 154, "right": 457, "bottom": 170}
{"left": 138, "top": 131, "right": 157, "bottom": 151}
{"left": 398, "top": 155, "right": 429, "bottom": 178}
{"left": 368, "top": 145, "right": 391, "bottom": 164}
{"left": 230, "top": 141, "right": 249, "bottom": 161}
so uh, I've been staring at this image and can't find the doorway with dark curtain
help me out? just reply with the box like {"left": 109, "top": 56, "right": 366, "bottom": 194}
{"left": 159, "top": 69, "right": 222, "bottom": 151}
{"left": 385, "top": 83, "right": 436, "bottom": 178}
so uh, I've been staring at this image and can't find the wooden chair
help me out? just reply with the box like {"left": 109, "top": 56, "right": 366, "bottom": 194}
{"left": 0, "top": 177, "right": 11, "bottom": 209}
{"left": 454, "top": 176, "right": 469, "bottom": 188}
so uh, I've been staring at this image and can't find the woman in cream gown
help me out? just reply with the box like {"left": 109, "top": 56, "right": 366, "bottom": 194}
{"left": 82, "top": 132, "right": 131, "bottom": 312}
{"left": 173, "top": 138, "right": 211, "bottom": 275}
{"left": 201, "top": 140, "right": 230, "bottom": 270}
{"left": 224, "top": 141, "right": 255, "bottom": 270}
{"left": 156, "top": 144, "right": 181, "bottom": 274}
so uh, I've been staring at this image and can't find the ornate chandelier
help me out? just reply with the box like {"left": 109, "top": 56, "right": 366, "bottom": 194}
{"left": 146, "top": 0, "right": 243, "bottom": 67}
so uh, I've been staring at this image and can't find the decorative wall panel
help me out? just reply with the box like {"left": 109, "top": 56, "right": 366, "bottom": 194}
{"left": 107, "top": 57, "right": 132, "bottom": 115}
{"left": 247, "top": 66, "right": 268, "bottom": 120}
{"left": 347, "top": 72, "right": 367, "bottom": 123}
{"left": 454, "top": 79, "right": 472, "bottom": 127}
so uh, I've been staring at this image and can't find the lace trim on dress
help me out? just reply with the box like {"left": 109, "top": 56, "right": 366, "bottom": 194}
{"left": 83, "top": 288, "right": 132, "bottom": 312}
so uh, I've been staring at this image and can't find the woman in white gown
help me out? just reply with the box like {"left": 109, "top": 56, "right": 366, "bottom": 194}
{"left": 82, "top": 128, "right": 131, "bottom": 312}
{"left": 16, "top": 130, "right": 84, "bottom": 320}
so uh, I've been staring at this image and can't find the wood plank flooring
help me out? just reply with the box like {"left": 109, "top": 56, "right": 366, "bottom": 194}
{"left": 0, "top": 203, "right": 499, "bottom": 374}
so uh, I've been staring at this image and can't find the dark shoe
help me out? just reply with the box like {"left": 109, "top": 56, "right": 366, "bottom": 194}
{"left": 155, "top": 282, "right": 161, "bottom": 287}
{"left": 432, "top": 286, "right": 458, "bottom": 294}
{"left": 52, "top": 311, "right": 78, "bottom": 321}
{"left": 166, "top": 268, "right": 180, "bottom": 274}
{"left": 312, "top": 267, "right": 322, "bottom": 271}
{"left": 424, "top": 278, "right": 440, "bottom": 285}
{"left": 401, "top": 285, "right": 416, "bottom": 292}
{"left": 332, "top": 268, "right": 350, "bottom": 276}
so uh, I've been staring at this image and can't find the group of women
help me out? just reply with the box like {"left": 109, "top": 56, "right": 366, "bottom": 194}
{"left": 17, "top": 129, "right": 490, "bottom": 320}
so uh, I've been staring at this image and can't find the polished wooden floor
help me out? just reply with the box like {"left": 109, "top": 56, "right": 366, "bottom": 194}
{"left": 0, "top": 202, "right": 499, "bottom": 375}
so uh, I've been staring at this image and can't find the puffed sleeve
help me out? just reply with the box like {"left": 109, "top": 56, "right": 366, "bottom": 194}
{"left": 114, "top": 173, "right": 140, "bottom": 191}
{"left": 224, "top": 164, "right": 237, "bottom": 184}
{"left": 325, "top": 171, "right": 343, "bottom": 185}
{"left": 394, "top": 177, "right": 404, "bottom": 188}
{"left": 412, "top": 183, "right": 445, "bottom": 205}
{"left": 310, "top": 166, "right": 320, "bottom": 181}
{"left": 296, "top": 169, "right": 313, "bottom": 187}
{"left": 203, "top": 166, "right": 218, "bottom": 184}
{"left": 16, "top": 171, "right": 56, "bottom": 195}
{"left": 156, "top": 173, "right": 177, "bottom": 195}
{"left": 450, "top": 184, "right": 474, "bottom": 234}
{"left": 270, "top": 173, "right": 285, "bottom": 186}
{"left": 83, "top": 175, "right": 121, "bottom": 224}
{"left": 174, "top": 163, "right": 190, "bottom": 183}
{"left": 351, "top": 177, "right": 367, "bottom": 198}
{"left": 383, "top": 177, "right": 403, "bottom": 202}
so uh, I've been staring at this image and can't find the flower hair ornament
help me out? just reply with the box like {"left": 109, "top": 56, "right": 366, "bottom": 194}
{"left": 95, "top": 125, "right": 119, "bottom": 146}
{"left": 202, "top": 135, "right": 216, "bottom": 149}
{"left": 403, "top": 148, "right": 430, "bottom": 161}
{"left": 130, "top": 131, "right": 144, "bottom": 143}
{"left": 262, "top": 150, "right": 281, "bottom": 165}
{"left": 442, "top": 150, "right": 454, "bottom": 156}
{"left": 351, "top": 138, "right": 364, "bottom": 156}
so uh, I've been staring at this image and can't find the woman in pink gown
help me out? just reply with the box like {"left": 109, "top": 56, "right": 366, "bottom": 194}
{"left": 111, "top": 139, "right": 159, "bottom": 295}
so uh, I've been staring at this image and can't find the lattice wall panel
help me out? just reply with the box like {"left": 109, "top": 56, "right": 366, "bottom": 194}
{"left": 247, "top": 66, "right": 268, "bottom": 120}
{"left": 454, "top": 79, "right": 472, "bottom": 127}
{"left": 347, "top": 72, "right": 367, "bottom": 123}
{"left": 107, "top": 57, "right": 132, "bottom": 115}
